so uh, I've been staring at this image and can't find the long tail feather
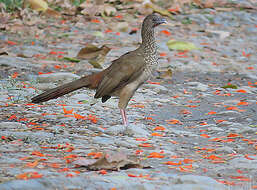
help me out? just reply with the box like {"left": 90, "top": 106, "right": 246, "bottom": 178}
{"left": 31, "top": 77, "right": 90, "bottom": 103}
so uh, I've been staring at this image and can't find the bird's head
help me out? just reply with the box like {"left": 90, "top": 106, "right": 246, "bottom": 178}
{"left": 143, "top": 13, "right": 167, "bottom": 28}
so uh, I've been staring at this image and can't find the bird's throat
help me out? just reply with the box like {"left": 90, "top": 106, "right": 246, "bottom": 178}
{"left": 141, "top": 27, "right": 157, "bottom": 56}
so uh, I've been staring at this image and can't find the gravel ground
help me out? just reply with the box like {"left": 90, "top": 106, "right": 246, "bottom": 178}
{"left": 0, "top": 4, "right": 256, "bottom": 190}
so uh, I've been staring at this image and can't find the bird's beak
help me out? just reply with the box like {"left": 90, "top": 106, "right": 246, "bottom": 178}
{"left": 154, "top": 18, "right": 167, "bottom": 27}
{"left": 159, "top": 18, "right": 167, "bottom": 25}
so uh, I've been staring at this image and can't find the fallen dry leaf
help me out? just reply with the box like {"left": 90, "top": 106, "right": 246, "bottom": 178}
{"left": 158, "top": 68, "right": 173, "bottom": 79}
{"left": 0, "top": 50, "right": 8, "bottom": 56}
{"left": 43, "top": 8, "right": 62, "bottom": 18}
{"left": 145, "top": 3, "right": 173, "bottom": 19}
{"left": 25, "top": 0, "right": 48, "bottom": 12}
{"left": 74, "top": 151, "right": 142, "bottom": 171}
{"left": 77, "top": 44, "right": 111, "bottom": 68}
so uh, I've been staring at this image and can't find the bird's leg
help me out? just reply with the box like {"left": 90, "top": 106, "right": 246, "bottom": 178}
{"left": 120, "top": 109, "right": 128, "bottom": 126}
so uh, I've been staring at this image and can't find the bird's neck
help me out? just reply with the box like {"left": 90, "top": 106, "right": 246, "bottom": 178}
{"left": 140, "top": 27, "right": 157, "bottom": 56}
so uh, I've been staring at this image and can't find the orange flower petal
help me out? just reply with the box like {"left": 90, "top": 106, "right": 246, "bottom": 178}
{"left": 200, "top": 134, "right": 210, "bottom": 138}
{"left": 164, "top": 161, "right": 182, "bottom": 166}
{"left": 151, "top": 132, "right": 163, "bottom": 137}
{"left": 236, "top": 89, "right": 247, "bottom": 93}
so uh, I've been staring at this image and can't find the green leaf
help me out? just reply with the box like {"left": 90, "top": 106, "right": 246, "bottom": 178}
{"left": 221, "top": 84, "right": 238, "bottom": 89}
{"left": 167, "top": 40, "right": 199, "bottom": 51}
{"left": 78, "top": 100, "right": 88, "bottom": 104}
{"left": 63, "top": 57, "right": 80, "bottom": 63}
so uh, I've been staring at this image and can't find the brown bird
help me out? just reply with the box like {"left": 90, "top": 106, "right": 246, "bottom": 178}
{"left": 31, "top": 13, "right": 166, "bottom": 126}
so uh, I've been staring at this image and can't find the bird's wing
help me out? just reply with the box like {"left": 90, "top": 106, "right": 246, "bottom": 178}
{"left": 94, "top": 50, "right": 145, "bottom": 98}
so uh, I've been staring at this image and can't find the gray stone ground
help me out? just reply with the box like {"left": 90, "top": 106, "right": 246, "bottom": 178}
{"left": 0, "top": 4, "right": 256, "bottom": 190}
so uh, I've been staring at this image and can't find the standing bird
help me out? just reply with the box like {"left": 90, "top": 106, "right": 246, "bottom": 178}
{"left": 31, "top": 13, "right": 166, "bottom": 126}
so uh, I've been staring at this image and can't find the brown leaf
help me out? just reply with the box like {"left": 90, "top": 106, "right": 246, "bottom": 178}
{"left": 145, "top": 3, "right": 173, "bottom": 19}
{"left": 202, "top": 0, "right": 215, "bottom": 8}
{"left": 43, "top": 8, "right": 62, "bottom": 18}
{"left": 16, "top": 53, "right": 31, "bottom": 58}
{"left": 77, "top": 44, "right": 111, "bottom": 68}
{"left": 79, "top": 2, "right": 114, "bottom": 17}
{"left": 159, "top": 68, "right": 173, "bottom": 80}
{"left": 0, "top": 49, "right": 8, "bottom": 56}
{"left": 73, "top": 151, "right": 142, "bottom": 171}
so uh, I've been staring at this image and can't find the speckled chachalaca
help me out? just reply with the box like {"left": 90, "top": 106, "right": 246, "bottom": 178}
{"left": 31, "top": 13, "right": 166, "bottom": 126}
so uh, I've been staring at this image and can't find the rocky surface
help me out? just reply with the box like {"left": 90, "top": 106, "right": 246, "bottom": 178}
{"left": 0, "top": 3, "right": 256, "bottom": 190}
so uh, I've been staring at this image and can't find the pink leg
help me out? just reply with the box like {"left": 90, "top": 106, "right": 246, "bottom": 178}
{"left": 120, "top": 109, "right": 128, "bottom": 126}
